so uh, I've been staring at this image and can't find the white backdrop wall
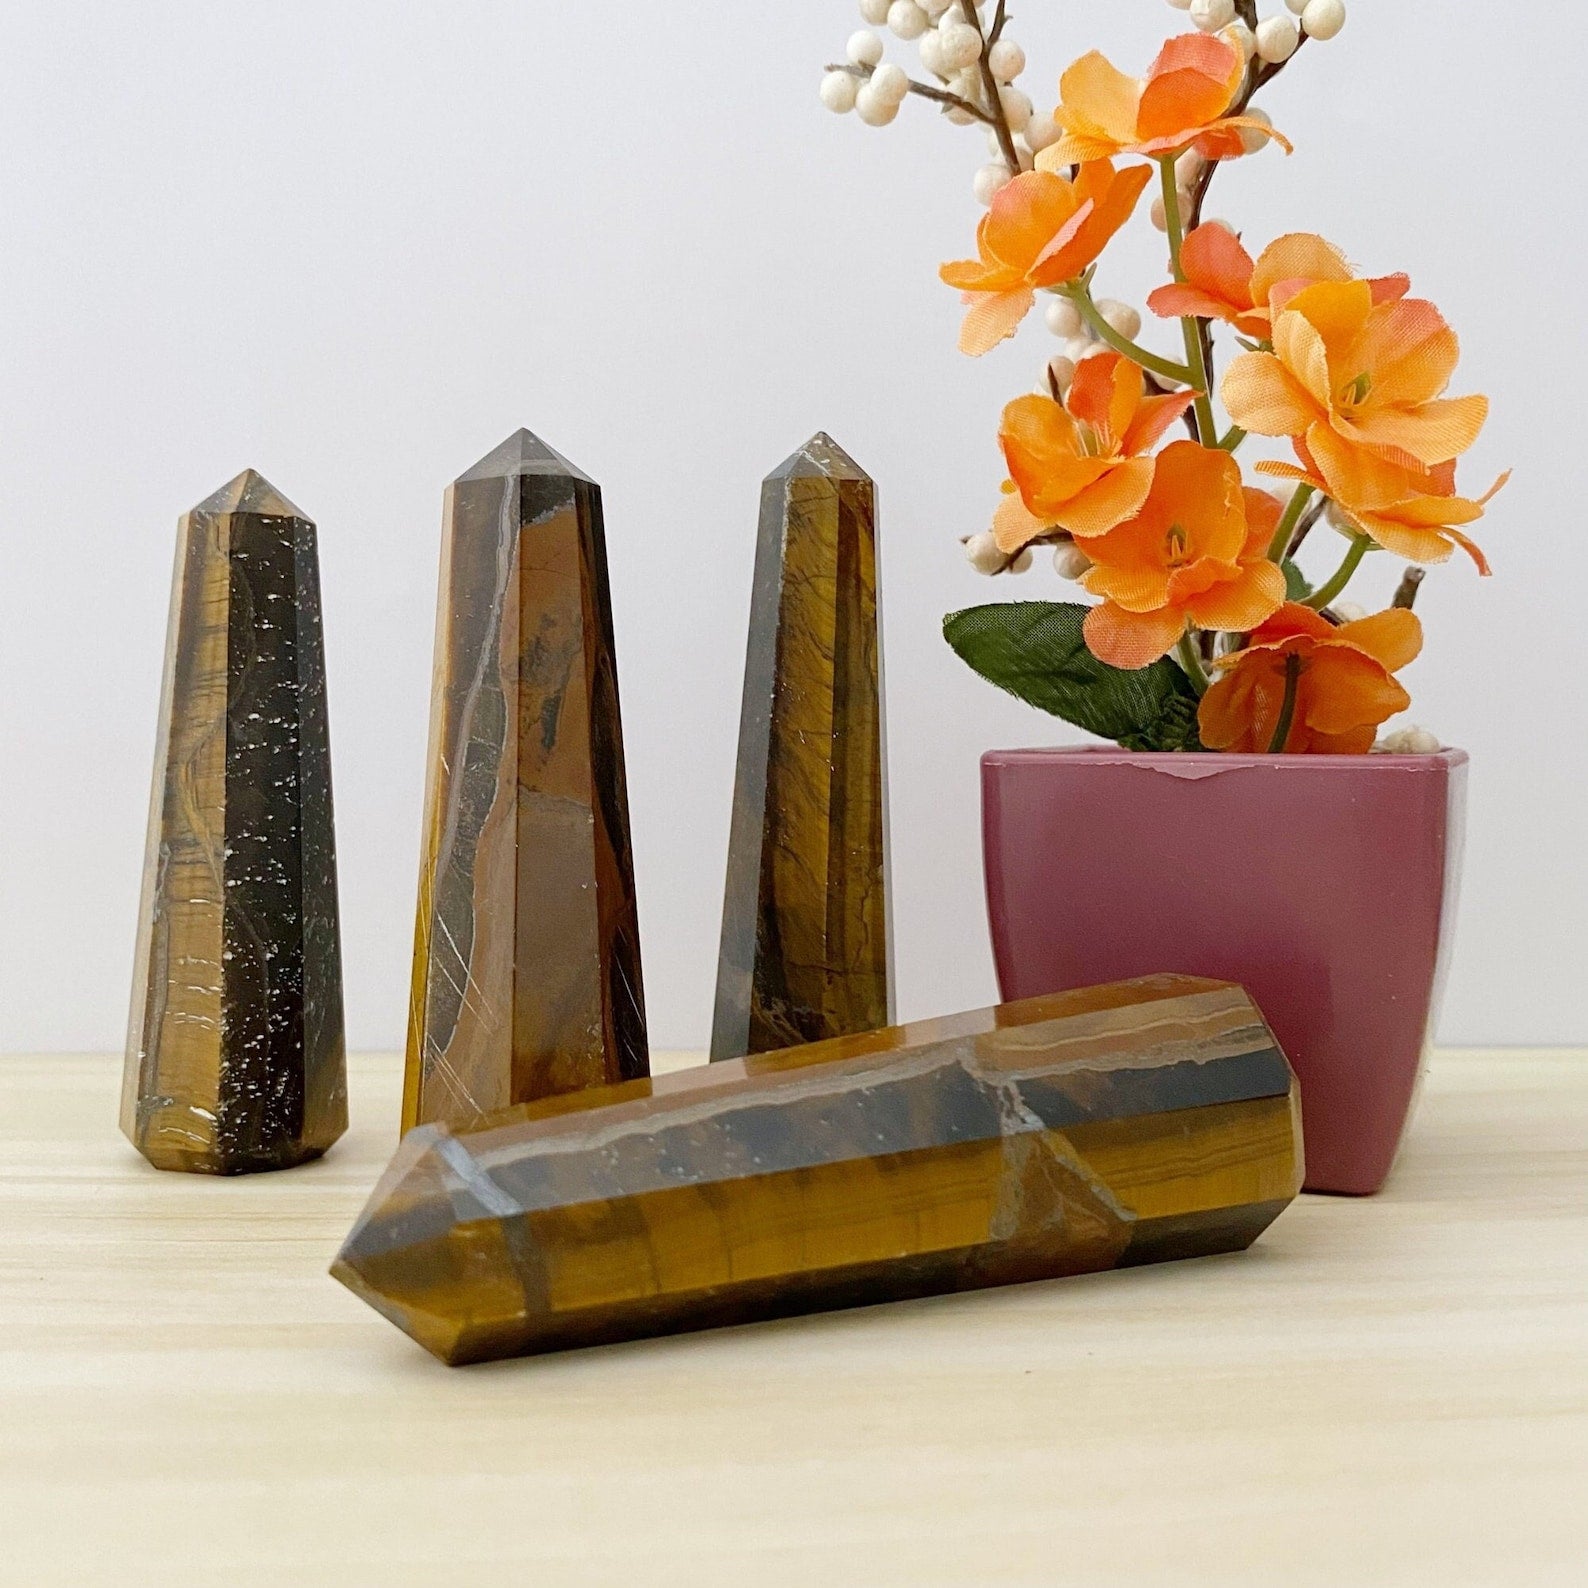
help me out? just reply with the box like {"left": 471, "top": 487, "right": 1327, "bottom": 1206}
{"left": 2, "top": 1, "right": 1582, "bottom": 1053}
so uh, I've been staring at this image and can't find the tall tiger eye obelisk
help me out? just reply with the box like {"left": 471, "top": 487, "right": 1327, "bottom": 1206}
{"left": 403, "top": 430, "right": 647, "bottom": 1134}
{"left": 121, "top": 471, "right": 346, "bottom": 1174}
{"left": 710, "top": 434, "right": 889, "bottom": 1061}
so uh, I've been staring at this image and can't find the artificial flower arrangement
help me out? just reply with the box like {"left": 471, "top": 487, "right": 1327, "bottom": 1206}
{"left": 821, "top": 0, "right": 1505, "bottom": 754}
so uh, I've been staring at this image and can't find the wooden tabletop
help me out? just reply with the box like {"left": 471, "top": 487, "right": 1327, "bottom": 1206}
{"left": 2, "top": 1048, "right": 1584, "bottom": 1587}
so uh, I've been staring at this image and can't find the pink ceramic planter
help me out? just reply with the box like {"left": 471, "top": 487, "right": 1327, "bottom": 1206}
{"left": 982, "top": 748, "right": 1468, "bottom": 1195}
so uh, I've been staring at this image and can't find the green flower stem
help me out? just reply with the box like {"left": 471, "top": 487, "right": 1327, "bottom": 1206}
{"left": 1061, "top": 282, "right": 1197, "bottom": 388}
{"left": 1268, "top": 483, "right": 1316, "bottom": 563}
{"left": 1267, "top": 654, "right": 1302, "bottom": 753}
{"left": 1217, "top": 425, "right": 1247, "bottom": 452}
{"left": 1177, "top": 631, "right": 1211, "bottom": 697}
{"left": 1306, "top": 533, "right": 1372, "bottom": 611}
{"left": 1157, "top": 157, "right": 1218, "bottom": 447}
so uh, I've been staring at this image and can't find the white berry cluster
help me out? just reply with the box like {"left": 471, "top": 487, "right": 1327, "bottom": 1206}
{"left": 820, "top": 2, "right": 1059, "bottom": 210}
{"left": 1377, "top": 724, "right": 1441, "bottom": 755}
{"left": 1165, "top": 0, "right": 1346, "bottom": 53}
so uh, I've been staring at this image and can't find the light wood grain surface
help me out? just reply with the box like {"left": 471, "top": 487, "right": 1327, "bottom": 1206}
{"left": 2, "top": 1049, "right": 1584, "bottom": 1587}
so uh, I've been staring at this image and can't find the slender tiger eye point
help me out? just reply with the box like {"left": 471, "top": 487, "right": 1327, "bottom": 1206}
{"left": 711, "top": 433, "right": 890, "bottom": 1061}
{"left": 403, "top": 431, "right": 648, "bottom": 1136}
{"left": 122, "top": 471, "right": 347, "bottom": 1175}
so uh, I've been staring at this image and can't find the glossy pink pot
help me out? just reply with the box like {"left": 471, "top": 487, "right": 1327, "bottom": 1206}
{"left": 982, "top": 748, "right": 1468, "bottom": 1195}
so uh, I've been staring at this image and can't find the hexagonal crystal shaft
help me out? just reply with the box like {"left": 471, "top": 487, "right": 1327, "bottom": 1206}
{"left": 335, "top": 976, "right": 1301, "bottom": 1364}
{"left": 710, "top": 433, "right": 890, "bottom": 1061}
{"left": 403, "top": 431, "right": 648, "bottom": 1134}
{"left": 122, "top": 471, "right": 346, "bottom": 1174}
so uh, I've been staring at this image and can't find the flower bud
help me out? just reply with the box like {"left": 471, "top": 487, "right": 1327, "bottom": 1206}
{"left": 938, "top": 22, "right": 984, "bottom": 70}
{"left": 973, "top": 162, "right": 1013, "bottom": 204}
{"left": 1053, "top": 542, "right": 1091, "bottom": 580}
{"left": 820, "top": 71, "right": 859, "bottom": 114}
{"left": 870, "top": 62, "right": 910, "bottom": 104}
{"left": 999, "top": 85, "right": 1033, "bottom": 133}
{"left": 1097, "top": 299, "right": 1142, "bottom": 340}
{"left": 1256, "top": 15, "right": 1300, "bottom": 63}
{"left": 1024, "top": 109, "right": 1062, "bottom": 152}
{"left": 1189, "top": 0, "right": 1235, "bottom": 32}
{"left": 1044, "top": 298, "right": 1083, "bottom": 338}
{"left": 1237, "top": 106, "right": 1273, "bottom": 156}
{"left": 963, "top": 532, "right": 1005, "bottom": 575}
{"left": 1302, "top": 0, "right": 1347, "bottom": 41}
{"left": 1378, "top": 724, "right": 1440, "bottom": 755}
{"left": 1044, "top": 353, "right": 1077, "bottom": 395}
{"left": 887, "top": 2, "right": 929, "bottom": 41}
{"left": 846, "top": 30, "right": 885, "bottom": 68}
{"left": 855, "top": 83, "right": 901, "bottom": 125}
{"left": 988, "top": 39, "right": 1026, "bottom": 82}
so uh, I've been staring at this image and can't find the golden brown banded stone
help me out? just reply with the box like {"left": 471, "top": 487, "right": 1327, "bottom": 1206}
{"left": 121, "top": 471, "right": 346, "bottom": 1175}
{"left": 335, "top": 975, "right": 1302, "bottom": 1364}
{"left": 403, "top": 431, "right": 647, "bottom": 1135}
{"left": 710, "top": 434, "right": 890, "bottom": 1061}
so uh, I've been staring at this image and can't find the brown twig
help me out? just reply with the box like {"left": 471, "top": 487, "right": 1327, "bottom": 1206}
{"left": 824, "top": 63, "right": 1000, "bottom": 127}
{"left": 1286, "top": 495, "right": 1327, "bottom": 559}
{"left": 1392, "top": 567, "right": 1427, "bottom": 611}
{"left": 964, "top": 2, "right": 1022, "bottom": 173}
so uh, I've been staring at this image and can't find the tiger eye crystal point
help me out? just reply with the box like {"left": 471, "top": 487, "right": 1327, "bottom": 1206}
{"left": 710, "top": 432, "right": 890, "bottom": 1061}
{"left": 121, "top": 473, "right": 346, "bottom": 1175}
{"left": 402, "top": 430, "right": 648, "bottom": 1136}
{"left": 335, "top": 976, "right": 1303, "bottom": 1365}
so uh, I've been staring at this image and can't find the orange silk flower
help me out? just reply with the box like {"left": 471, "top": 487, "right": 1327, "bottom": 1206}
{"left": 992, "top": 352, "right": 1198, "bottom": 552}
{"left": 1148, "top": 227, "right": 1410, "bottom": 340}
{"left": 1199, "top": 603, "right": 1423, "bottom": 755}
{"left": 1260, "top": 425, "right": 1508, "bottom": 574}
{"left": 1037, "top": 33, "right": 1291, "bottom": 169}
{"left": 940, "top": 162, "right": 1152, "bottom": 356}
{"left": 1222, "top": 280, "right": 1488, "bottom": 472}
{"left": 1078, "top": 440, "right": 1287, "bottom": 670}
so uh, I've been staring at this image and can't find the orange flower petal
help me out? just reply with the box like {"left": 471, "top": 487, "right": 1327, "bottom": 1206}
{"left": 1348, "top": 298, "right": 1457, "bottom": 406}
{"left": 1060, "top": 457, "right": 1156, "bottom": 538}
{"left": 1186, "top": 560, "right": 1287, "bottom": 633}
{"left": 1250, "top": 233, "right": 1351, "bottom": 305}
{"left": 1121, "top": 388, "right": 1198, "bottom": 454}
{"left": 1184, "top": 222, "right": 1257, "bottom": 306}
{"left": 958, "top": 286, "right": 1035, "bottom": 356}
{"left": 1053, "top": 51, "right": 1140, "bottom": 157}
{"left": 1353, "top": 515, "right": 1462, "bottom": 566}
{"left": 1065, "top": 351, "right": 1129, "bottom": 435}
{"left": 1335, "top": 394, "right": 1489, "bottom": 467}
{"left": 1222, "top": 350, "right": 1324, "bottom": 436}
{"left": 1039, "top": 162, "right": 1153, "bottom": 285}
{"left": 1148, "top": 283, "right": 1239, "bottom": 322}
{"left": 1083, "top": 601, "right": 1188, "bottom": 670}
{"left": 985, "top": 171, "right": 1085, "bottom": 273}
{"left": 1334, "top": 608, "right": 1423, "bottom": 672}
{"left": 1284, "top": 280, "right": 1373, "bottom": 373}
{"left": 1301, "top": 648, "right": 1411, "bottom": 736}
{"left": 1081, "top": 558, "right": 1172, "bottom": 612}
{"left": 991, "top": 490, "right": 1054, "bottom": 555}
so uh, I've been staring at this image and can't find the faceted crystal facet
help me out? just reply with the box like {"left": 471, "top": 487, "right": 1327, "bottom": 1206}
{"left": 335, "top": 976, "right": 1302, "bottom": 1364}
{"left": 121, "top": 471, "right": 346, "bottom": 1174}
{"left": 710, "top": 434, "right": 890, "bottom": 1061}
{"left": 403, "top": 430, "right": 648, "bottom": 1134}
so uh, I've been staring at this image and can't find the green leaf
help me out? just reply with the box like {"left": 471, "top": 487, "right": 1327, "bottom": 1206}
{"left": 1282, "top": 559, "right": 1312, "bottom": 601}
{"left": 943, "top": 601, "right": 1202, "bottom": 752}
